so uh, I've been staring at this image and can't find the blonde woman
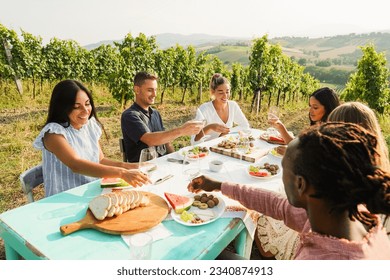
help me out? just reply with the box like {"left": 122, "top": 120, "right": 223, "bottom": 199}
{"left": 328, "top": 102, "right": 390, "bottom": 237}
{"left": 328, "top": 102, "right": 389, "bottom": 171}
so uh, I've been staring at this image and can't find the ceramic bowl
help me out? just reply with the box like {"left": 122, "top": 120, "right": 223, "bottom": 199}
{"left": 209, "top": 160, "right": 223, "bottom": 172}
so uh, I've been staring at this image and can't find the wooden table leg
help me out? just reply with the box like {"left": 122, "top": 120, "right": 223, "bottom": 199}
{"left": 234, "top": 229, "right": 252, "bottom": 259}
{"left": 4, "top": 242, "right": 21, "bottom": 260}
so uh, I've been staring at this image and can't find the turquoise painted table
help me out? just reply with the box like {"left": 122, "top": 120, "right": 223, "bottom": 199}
{"left": 0, "top": 179, "right": 247, "bottom": 260}
{"left": 0, "top": 129, "right": 282, "bottom": 260}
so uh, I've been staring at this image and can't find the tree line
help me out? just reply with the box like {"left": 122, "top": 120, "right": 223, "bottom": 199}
{"left": 1, "top": 24, "right": 388, "bottom": 114}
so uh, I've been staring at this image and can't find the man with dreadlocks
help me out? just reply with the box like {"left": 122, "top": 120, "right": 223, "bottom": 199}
{"left": 188, "top": 122, "right": 390, "bottom": 259}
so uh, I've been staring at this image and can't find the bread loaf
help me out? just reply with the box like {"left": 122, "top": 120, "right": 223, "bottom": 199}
{"left": 88, "top": 190, "right": 149, "bottom": 220}
{"left": 89, "top": 195, "right": 112, "bottom": 220}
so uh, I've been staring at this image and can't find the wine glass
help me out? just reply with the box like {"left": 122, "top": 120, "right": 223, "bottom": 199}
{"left": 268, "top": 106, "right": 280, "bottom": 122}
{"left": 239, "top": 129, "right": 252, "bottom": 138}
{"left": 139, "top": 147, "right": 158, "bottom": 176}
{"left": 182, "top": 152, "right": 201, "bottom": 182}
{"left": 236, "top": 138, "right": 249, "bottom": 165}
{"left": 194, "top": 110, "right": 211, "bottom": 142}
{"left": 198, "top": 119, "right": 211, "bottom": 142}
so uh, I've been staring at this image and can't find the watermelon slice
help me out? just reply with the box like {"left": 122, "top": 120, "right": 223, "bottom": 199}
{"left": 269, "top": 135, "right": 285, "bottom": 144}
{"left": 164, "top": 192, "right": 194, "bottom": 214}
{"left": 100, "top": 178, "right": 129, "bottom": 188}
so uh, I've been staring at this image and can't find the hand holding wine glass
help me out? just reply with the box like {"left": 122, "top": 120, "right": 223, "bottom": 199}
{"left": 268, "top": 106, "right": 279, "bottom": 119}
{"left": 267, "top": 106, "right": 280, "bottom": 125}
{"left": 198, "top": 118, "right": 211, "bottom": 142}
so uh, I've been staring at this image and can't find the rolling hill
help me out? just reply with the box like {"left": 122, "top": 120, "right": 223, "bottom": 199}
{"left": 84, "top": 32, "right": 390, "bottom": 71}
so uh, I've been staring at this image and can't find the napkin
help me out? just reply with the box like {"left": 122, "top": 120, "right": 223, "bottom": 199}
{"left": 121, "top": 223, "right": 173, "bottom": 246}
{"left": 221, "top": 196, "right": 259, "bottom": 240}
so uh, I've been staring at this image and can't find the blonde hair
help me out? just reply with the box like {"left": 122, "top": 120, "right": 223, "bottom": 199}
{"left": 328, "top": 101, "right": 390, "bottom": 171}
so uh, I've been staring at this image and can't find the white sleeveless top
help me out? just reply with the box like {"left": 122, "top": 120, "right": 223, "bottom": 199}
{"left": 33, "top": 117, "right": 102, "bottom": 197}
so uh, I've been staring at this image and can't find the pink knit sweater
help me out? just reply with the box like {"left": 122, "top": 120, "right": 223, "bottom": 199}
{"left": 221, "top": 182, "right": 390, "bottom": 260}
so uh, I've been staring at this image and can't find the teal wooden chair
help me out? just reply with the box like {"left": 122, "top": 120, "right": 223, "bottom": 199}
{"left": 19, "top": 164, "right": 43, "bottom": 203}
{"left": 119, "top": 138, "right": 128, "bottom": 162}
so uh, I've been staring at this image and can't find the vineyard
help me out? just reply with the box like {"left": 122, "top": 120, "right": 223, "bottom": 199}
{"left": 1, "top": 23, "right": 390, "bottom": 260}
{"left": 1, "top": 24, "right": 320, "bottom": 111}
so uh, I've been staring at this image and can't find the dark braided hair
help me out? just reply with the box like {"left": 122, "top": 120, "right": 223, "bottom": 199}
{"left": 293, "top": 122, "right": 390, "bottom": 229}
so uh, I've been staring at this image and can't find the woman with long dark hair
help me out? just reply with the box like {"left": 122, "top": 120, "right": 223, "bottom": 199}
{"left": 34, "top": 80, "right": 149, "bottom": 197}
{"left": 269, "top": 87, "right": 340, "bottom": 145}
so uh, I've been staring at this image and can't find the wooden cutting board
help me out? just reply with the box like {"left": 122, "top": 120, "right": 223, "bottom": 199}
{"left": 210, "top": 146, "right": 269, "bottom": 163}
{"left": 60, "top": 192, "right": 169, "bottom": 236}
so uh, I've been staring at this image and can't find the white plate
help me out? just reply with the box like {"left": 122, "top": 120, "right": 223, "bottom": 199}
{"left": 268, "top": 147, "right": 283, "bottom": 159}
{"left": 247, "top": 156, "right": 281, "bottom": 180}
{"left": 178, "top": 146, "right": 210, "bottom": 160}
{"left": 170, "top": 195, "right": 226, "bottom": 227}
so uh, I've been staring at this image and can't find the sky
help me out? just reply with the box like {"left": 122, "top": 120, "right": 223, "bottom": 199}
{"left": 1, "top": 0, "right": 390, "bottom": 46}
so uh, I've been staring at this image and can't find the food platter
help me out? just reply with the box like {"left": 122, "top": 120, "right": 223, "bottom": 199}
{"left": 178, "top": 146, "right": 210, "bottom": 160}
{"left": 209, "top": 134, "right": 268, "bottom": 163}
{"left": 246, "top": 156, "right": 281, "bottom": 180}
{"left": 170, "top": 194, "right": 226, "bottom": 227}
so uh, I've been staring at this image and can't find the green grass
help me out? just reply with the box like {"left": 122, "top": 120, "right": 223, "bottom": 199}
{"left": 215, "top": 46, "right": 250, "bottom": 65}
{"left": 1, "top": 82, "right": 389, "bottom": 214}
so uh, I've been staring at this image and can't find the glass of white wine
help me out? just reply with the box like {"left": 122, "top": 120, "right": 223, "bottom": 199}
{"left": 268, "top": 106, "right": 280, "bottom": 123}
{"left": 236, "top": 138, "right": 249, "bottom": 165}
{"left": 139, "top": 147, "right": 158, "bottom": 176}
{"left": 199, "top": 119, "right": 211, "bottom": 142}
{"left": 182, "top": 152, "right": 201, "bottom": 182}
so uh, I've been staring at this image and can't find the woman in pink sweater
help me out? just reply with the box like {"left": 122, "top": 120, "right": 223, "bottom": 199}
{"left": 188, "top": 122, "right": 390, "bottom": 259}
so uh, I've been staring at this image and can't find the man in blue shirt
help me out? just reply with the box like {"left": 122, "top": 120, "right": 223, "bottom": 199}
{"left": 121, "top": 72, "right": 203, "bottom": 162}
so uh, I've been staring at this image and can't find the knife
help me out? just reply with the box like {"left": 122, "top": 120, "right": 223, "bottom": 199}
{"left": 154, "top": 174, "right": 174, "bottom": 185}
{"left": 167, "top": 158, "right": 189, "bottom": 165}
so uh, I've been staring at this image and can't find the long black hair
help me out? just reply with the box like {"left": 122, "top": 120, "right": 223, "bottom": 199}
{"left": 309, "top": 87, "right": 340, "bottom": 125}
{"left": 294, "top": 122, "right": 390, "bottom": 229}
{"left": 45, "top": 80, "right": 105, "bottom": 135}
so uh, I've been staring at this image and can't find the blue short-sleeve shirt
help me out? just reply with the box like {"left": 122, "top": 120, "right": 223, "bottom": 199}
{"left": 121, "top": 103, "right": 167, "bottom": 162}
{"left": 33, "top": 117, "right": 102, "bottom": 197}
